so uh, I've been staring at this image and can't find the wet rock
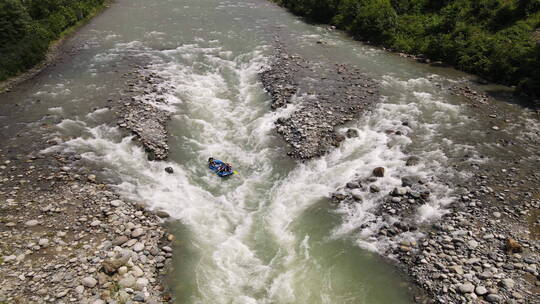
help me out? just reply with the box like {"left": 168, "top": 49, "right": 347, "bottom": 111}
{"left": 405, "top": 156, "right": 420, "bottom": 166}
{"left": 369, "top": 185, "right": 381, "bottom": 193}
{"left": 346, "top": 181, "right": 361, "bottom": 189}
{"left": 154, "top": 210, "right": 170, "bottom": 218}
{"left": 393, "top": 187, "right": 408, "bottom": 196}
{"left": 401, "top": 176, "right": 414, "bottom": 187}
{"left": 165, "top": 167, "right": 174, "bottom": 174}
{"left": 346, "top": 129, "right": 359, "bottom": 138}
{"left": 372, "top": 167, "right": 385, "bottom": 177}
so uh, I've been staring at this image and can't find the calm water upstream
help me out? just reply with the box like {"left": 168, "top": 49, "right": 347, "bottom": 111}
{"left": 1, "top": 0, "right": 539, "bottom": 303}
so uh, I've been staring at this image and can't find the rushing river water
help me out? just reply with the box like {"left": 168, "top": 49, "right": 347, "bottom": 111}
{"left": 1, "top": 0, "right": 539, "bottom": 303}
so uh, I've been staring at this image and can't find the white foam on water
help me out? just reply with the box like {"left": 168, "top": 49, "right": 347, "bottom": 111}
{"left": 48, "top": 107, "right": 63, "bottom": 114}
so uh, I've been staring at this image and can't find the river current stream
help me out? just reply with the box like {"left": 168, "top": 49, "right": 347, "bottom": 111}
{"left": 1, "top": 0, "right": 539, "bottom": 303}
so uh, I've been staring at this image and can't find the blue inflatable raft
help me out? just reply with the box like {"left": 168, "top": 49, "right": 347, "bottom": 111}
{"left": 208, "top": 159, "right": 236, "bottom": 177}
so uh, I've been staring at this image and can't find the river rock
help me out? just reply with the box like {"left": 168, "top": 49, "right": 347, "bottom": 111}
{"left": 38, "top": 238, "right": 49, "bottom": 246}
{"left": 113, "top": 235, "right": 129, "bottom": 246}
{"left": 369, "top": 185, "right": 380, "bottom": 193}
{"left": 372, "top": 167, "right": 385, "bottom": 177}
{"left": 393, "top": 187, "right": 408, "bottom": 196}
{"left": 401, "top": 176, "right": 414, "bottom": 187}
{"left": 405, "top": 156, "right": 420, "bottom": 166}
{"left": 475, "top": 285, "right": 488, "bottom": 296}
{"left": 165, "top": 167, "right": 174, "bottom": 174}
{"left": 486, "top": 294, "right": 502, "bottom": 303}
{"left": 346, "top": 129, "right": 359, "bottom": 138}
{"left": 75, "top": 285, "right": 85, "bottom": 294}
{"left": 346, "top": 181, "right": 361, "bottom": 189}
{"left": 131, "top": 228, "right": 145, "bottom": 238}
{"left": 505, "top": 238, "right": 522, "bottom": 254}
{"left": 458, "top": 282, "right": 475, "bottom": 294}
{"left": 131, "top": 266, "right": 144, "bottom": 277}
{"left": 135, "top": 278, "right": 149, "bottom": 290}
{"left": 102, "top": 254, "right": 130, "bottom": 274}
{"left": 133, "top": 293, "right": 146, "bottom": 302}
{"left": 25, "top": 219, "right": 39, "bottom": 227}
{"left": 500, "top": 278, "right": 515, "bottom": 289}
{"left": 155, "top": 210, "right": 170, "bottom": 218}
{"left": 119, "top": 275, "right": 136, "bottom": 288}
{"left": 133, "top": 242, "right": 145, "bottom": 252}
{"left": 118, "top": 266, "right": 128, "bottom": 275}
{"left": 81, "top": 276, "right": 97, "bottom": 288}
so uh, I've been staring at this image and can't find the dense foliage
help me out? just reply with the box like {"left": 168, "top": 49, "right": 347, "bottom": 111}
{"left": 0, "top": 0, "right": 105, "bottom": 81}
{"left": 275, "top": 0, "right": 540, "bottom": 97}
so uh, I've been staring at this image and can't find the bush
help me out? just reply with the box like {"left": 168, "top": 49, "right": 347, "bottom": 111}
{"left": 273, "top": 0, "right": 540, "bottom": 97}
{"left": 0, "top": 0, "right": 105, "bottom": 81}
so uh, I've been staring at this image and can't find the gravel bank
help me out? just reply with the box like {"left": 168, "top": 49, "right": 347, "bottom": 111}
{"left": 260, "top": 41, "right": 379, "bottom": 159}
{"left": 0, "top": 150, "right": 174, "bottom": 304}
{"left": 0, "top": 64, "right": 175, "bottom": 303}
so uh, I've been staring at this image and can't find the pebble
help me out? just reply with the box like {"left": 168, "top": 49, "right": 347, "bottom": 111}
{"left": 486, "top": 294, "right": 502, "bottom": 302}
{"left": 75, "top": 285, "right": 84, "bottom": 294}
{"left": 24, "top": 220, "right": 39, "bottom": 227}
{"left": 119, "top": 275, "right": 136, "bottom": 288}
{"left": 132, "top": 228, "right": 145, "bottom": 238}
{"left": 500, "top": 278, "right": 515, "bottom": 289}
{"left": 81, "top": 276, "right": 97, "bottom": 288}
{"left": 458, "top": 282, "right": 475, "bottom": 294}
{"left": 475, "top": 286, "right": 488, "bottom": 296}
{"left": 133, "top": 242, "right": 145, "bottom": 252}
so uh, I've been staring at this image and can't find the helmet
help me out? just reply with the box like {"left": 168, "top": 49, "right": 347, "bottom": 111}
{"left": 208, "top": 157, "right": 214, "bottom": 162}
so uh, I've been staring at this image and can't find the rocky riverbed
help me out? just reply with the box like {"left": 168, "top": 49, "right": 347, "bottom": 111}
{"left": 0, "top": 62, "right": 176, "bottom": 303}
{"left": 260, "top": 41, "right": 379, "bottom": 159}
{"left": 0, "top": 149, "right": 174, "bottom": 304}
{"left": 116, "top": 67, "right": 173, "bottom": 161}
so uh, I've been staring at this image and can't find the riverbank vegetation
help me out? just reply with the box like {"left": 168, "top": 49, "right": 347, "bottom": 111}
{"left": 0, "top": 0, "right": 105, "bottom": 81}
{"left": 274, "top": 0, "right": 540, "bottom": 98}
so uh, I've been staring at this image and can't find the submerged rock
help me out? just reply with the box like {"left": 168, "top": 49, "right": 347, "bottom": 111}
{"left": 405, "top": 156, "right": 420, "bottom": 166}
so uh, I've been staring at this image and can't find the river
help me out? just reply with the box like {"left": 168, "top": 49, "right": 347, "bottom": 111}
{"left": 1, "top": 0, "right": 539, "bottom": 303}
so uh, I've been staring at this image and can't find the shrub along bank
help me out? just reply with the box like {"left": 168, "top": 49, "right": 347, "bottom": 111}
{"left": 0, "top": 0, "right": 105, "bottom": 81}
{"left": 274, "top": 0, "right": 540, "bottom": 98}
